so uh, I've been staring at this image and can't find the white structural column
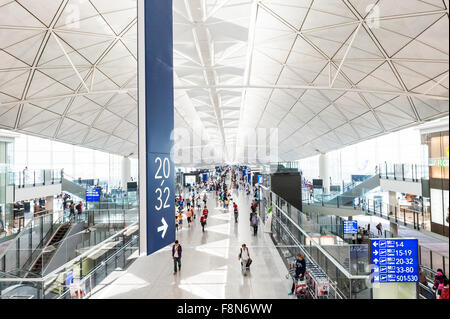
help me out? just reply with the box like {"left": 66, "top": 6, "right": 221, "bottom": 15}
{"left": 121, "top": 156, "right": 131, "bottom": 190}
{"left": 319, "top": 153, "right": 330, "bottom": 194}
{"left": 389, "top": 191, "right": 399, "bottom": 236}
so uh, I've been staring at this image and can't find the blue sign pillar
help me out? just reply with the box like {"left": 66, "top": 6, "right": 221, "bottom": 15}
{"left": 138, "top": 0, "right": 175, "bottom": 255}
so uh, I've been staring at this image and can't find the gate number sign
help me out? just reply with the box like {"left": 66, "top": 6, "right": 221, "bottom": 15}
{"left": 371, "top": 239, "right": 419, "bottom": 283}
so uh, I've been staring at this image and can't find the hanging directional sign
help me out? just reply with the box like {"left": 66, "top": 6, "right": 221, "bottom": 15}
{"left": 343, "top": 220, "right": 358, "bottom": 234}
{"left": 257, "top": 174, "right": 263, "bottom": 184}
{"left": 138, "top": 0, "right": 175, "bottom": 255}
{"left": 371, "top": 239, "right": 419, "bottom": 283}
{"left": 86, "top": 188, "right": 100, "bottom": 202}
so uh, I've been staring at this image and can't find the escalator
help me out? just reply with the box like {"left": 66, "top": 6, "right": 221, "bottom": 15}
{"left": 27, "top": 222, "right": 72, "bottom": 277}
{"left": 311, "top": 175, "right": 380, "bottom": 207}
{"left": 61, "top": 177, "right": 86, "bottom": 200}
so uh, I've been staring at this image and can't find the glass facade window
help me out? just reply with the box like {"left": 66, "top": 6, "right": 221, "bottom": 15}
{"left": 424, "top": 130, "right": 449, "bottom": 237}
{"left": 12, "top": 133, "right": 130, "bottom": 190}
{"left": 298, "top": 127, "right": 423, "bottom": 184}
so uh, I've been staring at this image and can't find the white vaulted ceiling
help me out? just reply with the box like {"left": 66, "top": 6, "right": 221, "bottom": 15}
{"left": 0, "top": 0, "right": 449, "bottom": 163}
{"left": 0, "top": 0, "right": 138, "bottom": 156}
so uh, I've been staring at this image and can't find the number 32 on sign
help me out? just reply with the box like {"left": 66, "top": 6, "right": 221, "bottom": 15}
{"left": 147, "top": 153, "right": 175, "bottom": 255}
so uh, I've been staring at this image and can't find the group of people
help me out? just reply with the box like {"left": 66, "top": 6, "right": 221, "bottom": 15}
{"left": 175, "top": 192, "right": 209, "bottom": 232}
{"left": 172, "top": 167, "right": 259, "bottom": 276}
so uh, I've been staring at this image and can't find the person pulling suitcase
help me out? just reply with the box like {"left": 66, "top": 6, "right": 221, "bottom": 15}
{"left": 238, "top": 244, "right": 252, "bottom": 276}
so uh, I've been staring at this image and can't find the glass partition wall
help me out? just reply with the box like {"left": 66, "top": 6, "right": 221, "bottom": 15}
{"left": 259, "top": 185, "right": 371, "bottom": 299}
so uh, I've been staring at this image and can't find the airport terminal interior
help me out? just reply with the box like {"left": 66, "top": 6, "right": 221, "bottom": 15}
{"left": 0, "top": 0, "right": 449, "bottom": 301}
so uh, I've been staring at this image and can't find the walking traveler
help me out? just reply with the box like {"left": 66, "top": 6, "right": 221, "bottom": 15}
{"left": 172, "top": 240, "right": 182, "bottom": 274}
{"left": 202, "top": 205, "right": 209, "bottom": 217}
{"left": 288, "top": 253, "right": 306, "bottom": 295}
{"left": 69, "top": 202, "right": 76, "bottom": 219}
{"left": 376, "top": 222, "right": 383, "bottom": 236}
{"left": 238, "top": 244, "right": 252, "bottom": 275}
{"left": 76, "top": 201, "right": 83, "bottom": 215}
{"left": 186, "top": 197, "right": 191, "bottom": 209}
{"left": 250, "top": 201, "right": 256, "bottom": 221}
{"left": 186, "top": 208, "right": 193, "bottom": 227}
{"left": 233, "top": 202, "right": 238, "bottom": 223}
{"left": 200, "top": 214, "right": 207, "bottom": 232}
{"left": 178, "top": 212, "right": 183, "bottom": 230}
{"left": 251, "top": 213, "right": 260, "bottom": 236}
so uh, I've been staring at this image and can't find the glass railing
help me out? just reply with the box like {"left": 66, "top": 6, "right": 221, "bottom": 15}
{"left": 302, "top": 175, "right": 376, "bottom": 205}
{"left": 378, "top": 163, "right": 428, "bottom": 182}
{"left": 86, "top": 197, "right": 138, "bottom": 211}
{"left": 258, "top": 185, "right": 371, "bottom": 298}
{"left": 303, "top": 194, "right": 432, "bottom": 232}
{"left": 0, "top": 207, "right": 137, "bottom": 278}
{"left": 8, "top": 169, "right": 62, "bottom": 188}
{"left": 0, "top": 222, "right": 138, "bottom": 299}
{"left": 62, "top": 173, "right": 99, "bottom": 189}
{"left": 419, "top": 247, "right": 449, "bottom": 280}
{"left": 297, "top": 186, "right": 447, "bottom": 287}
{"left": 0, "top": 211, "right": 65, "bottom": 275}
{"left": 56, "top": 235, "right": 139, "bottom": 299}
{"left": 260, "top": 184, "right": 449, "bottom": 299}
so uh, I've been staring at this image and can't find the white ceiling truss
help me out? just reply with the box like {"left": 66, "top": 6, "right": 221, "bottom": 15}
{"left": 0, "top": 0, "right": 449, "bottom": 163}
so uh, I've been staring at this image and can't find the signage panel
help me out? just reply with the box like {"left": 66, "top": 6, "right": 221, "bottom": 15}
{"left": 343, "top": 220, "right": 358, "bottom": 234}
{"left": 371, "top": 239, "right": 419, "bottom": 283}
{"left": 257, "top": 174, "right": 263, "bottom": 184}
{"left": 147, "top": 154, "right": 175, "bottom": 255}
{"left": 86, "top": 188, "right": 100, "bottom": 202}
{"left": 313, "top": 179, "right": 323, "bottom": 189}
{"left": 138, "top": 0, "right": 175, "bottom": 255}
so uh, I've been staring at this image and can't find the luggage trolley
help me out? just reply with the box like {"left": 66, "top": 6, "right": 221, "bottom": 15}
{"left": 305, "top": 262, "right": 330, "bottom": 299}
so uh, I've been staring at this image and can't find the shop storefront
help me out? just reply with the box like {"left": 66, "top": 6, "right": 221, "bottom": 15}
{"left": 422, "top": 129, "right": 449, "bottom": 237}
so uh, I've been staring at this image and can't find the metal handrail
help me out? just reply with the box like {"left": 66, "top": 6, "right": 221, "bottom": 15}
{"left": 0, "top": 221, "right": 138, "bottom": 283}
{"left": 0, "top": 211, "right": 64, "bottom": 261}
{"left": 57, "top": 236, "right": 139, "bottom": 299}
{"left": 273, "top": 214, "right": 347, "bottom": 299}
{"left": 268, "top": 194, "right": 368, "bottom": 280}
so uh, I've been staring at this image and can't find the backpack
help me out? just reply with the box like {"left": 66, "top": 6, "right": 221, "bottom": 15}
{"left": 440, "top": 287, "right": 449, "bottom": 299}
{"left": 239, "top": 248, "right": 249, "bottom": 259}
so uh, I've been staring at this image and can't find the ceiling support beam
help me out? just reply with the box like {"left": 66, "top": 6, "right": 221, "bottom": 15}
{"left": 0, "top": 88, "right": 137, "bottom": 107}
{"left": 174, "top": 84, "right": 449, "bottom": 101}
{"left": 330, "top": 22, "right": 362, "bottom": 88}
{"left": 13, "top": 0, "right": 70, "bottom": 130}
{"left": 343, "top": 0, "right": 422, "bottom": 122}
{"left": 51, "top": 32, "right": 90, "bottom": 92}
{"left": 184, "top": 0, "right": 227, "bottom": 151}
{"left": 423, "top": 72, "right": 449, "bottom": 95}
{"left": 237, "top": 0, "right": 259, "bottom": 146}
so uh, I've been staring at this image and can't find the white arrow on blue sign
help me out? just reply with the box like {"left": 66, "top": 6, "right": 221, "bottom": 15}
{"left": 157, "top": 217, "right": 168, "bottom": 239}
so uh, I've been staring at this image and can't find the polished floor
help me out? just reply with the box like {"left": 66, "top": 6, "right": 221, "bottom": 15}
{"left": 90, "top": 187, "right": 292, "bottom": 299}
